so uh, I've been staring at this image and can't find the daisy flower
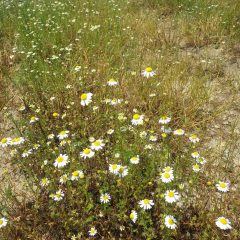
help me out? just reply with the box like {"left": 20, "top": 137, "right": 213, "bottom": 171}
{"left": 80, "top": 92, "right": 93, "bottom": 106}
{"left": 216, "top": 217, "right": 232, "bottom": 230}
{"left": 173, "top": 129, "right": 185, "bottom": 136}
{"left": 139, "top": 131, "right": 147, "bottom": 138}
{"left": 161, "top": 171, "right": 174, "bottom": 183}
{"left": 10, "top": 149, "right": 18, "bottom": 156}
{"left": 189, "top": 134, "right": 200, "bottom": 143}
{"left": 52, "top": 190, "right": 64, "bottom": 201}
{"left": 88, "top": 227, "right": 97, "bottom": 236}
{"left": 139, "top": 199, "right": 154, "bottom": 210}
{"left": 159, "top": 115, "right": 171, "bottom": 124}
{"left": 165, "top": 215, "right": 177, "bottom": 229}
{"left": 0, "top": 217, "right": 7, "bottom": 228}
{"left": 12, "top": 137, "right": 25, "bottom": 145}
{"left": 80, "top": 148, "right": 95, "bottom": 159}
{"left": 91, "top": 139, "right": 105, "bottom": 151}
{"left": 100, "top": 193, "right": 111, "bottom": 203}
{"left": 216, "top": 181, "right": 230, "bottom": 192}
{"left": 164, "top": 190, "right": 180, "bottom": 203}
{"left": 0, "top": 137, "right": 11, "bottom": 147}
{"left": 163, "top": 166, "right": 173, "bottom": 173}
{"left": 149, "top": 135, "right": 158, "bottom": 142}
{"left": 30, "top": 116, "right": 39, "bottom": 123}
{"left": 117, "top": 165, "right": 128, "bottom": 177}
{"left": 40, "top": 178, "right": 50, "bottom": 187}
{"left": 33, "top": 144, "right": 40, "bottom": 150}
{"left": 110, "top": 98, "right": 122, "bottom": 105}
{"left": 130, "top": 210, "right": 138, "bottom": 223}
{"left": 52, "top": 112, "right": 59, "bottom": 117}
{"left": 59, "top": 174, "right": 69, "bottom": 184}
{"left": 130, "top": 155, "right": 140, "bottom": 164}
{"left": 131, "top": 114, "right": 144, "bottom": 125}
{"left": 107, "top": 78, "right": 118, "bottom": 86}
{"left": 74, "top": 65, "right": 81, "bottom": 71}
{"left": 107, "top": 129, "right": 114, "bottom": 135}
{"left": 161, "top": 126, "right": 172, "bottom": 134}
{"left": 192, "top": 164, "right": 201, "bottom": 172}
{"left": 142, "top": 67, "right": 156, "bottom": 78}
{"left": 48, "top": 133, "right": 55, "bottom": 139}
{"left": 191, "top": 151, "right": 200, "bottom": 159}
{"left": 54, "top": 154, "right": 69, "bottom": 168}
{"left": 22, "top": 149, "right": 32, "bottom": 158}
{"left": 109, "top": 164, "right": 120, "bottom": 174}
{"left": 71, "top": 170, "right": 84, "bottom": 181}
{"left": 58, "top": 130, "right": 69, "bottom": 140}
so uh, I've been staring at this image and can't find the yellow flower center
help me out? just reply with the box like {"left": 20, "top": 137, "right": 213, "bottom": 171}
{"left": 220, "top": 218, "right": 227, "bottom": 225}
{"left": 119, "top": 167, "right": 124, "bottom": 174}
{"left": 145, "top": 67, "right": 152, "bottom": 72}
{"left": 0, "top": 219, "right": 3, "bottom": 225}
{"left": 177, "top": 129, "right": 183, "bottom": 133}
{"left": 165, "top": 167, "right": 171, "bottom": 172}
{"left": 42, "top": 178, "right": 48, "bottom": 184}
{"left": 57, "top": 156, "right": 64, "bottom": 163}
{"left": 103, "top": 195, "right": 108, "bottom": 200}
{"left": 219, "top": 182, "right": 226, "bottom": 188}
{"left": 83, "top": 148, "right": 91, "bottom": 155}
{"left": 162, "top": 133, "right": 167, "bottom": 138}
{"left": 72, "top": 171, "right": 79, "bottom": 177}
{"left": 1, "top": 138, "right": 7, "bottom": 143}
{"left": 94, "top": 141, "right": 101, "bottom": 146}
{"left": 193, "top": 164, "right": 200, "bottom": 169}
{"left": 143, "top": 199, "right": 150, "bottom": 204}
{"left": 59, "top": 131, "right": 66, "bottom": 135}
{"left": 53, "top": 112, "right": 59, "bottom": 117}
{"left": 13, "top": 137, "right": 20, "bottom": 142}
{"left": 80, "top": 93, "right": 87, "bottom": 100}
{"left": 161, "top": 115, "right": 167, "bottom": 120}
{"left": 112, "top": 164, "right": 118, "bottom": 170}
{"left": 133, "top": 114, "right": 140, "bottom": 120}
{"left": 164, "top": 172, "right": 170, "bottom": 179}
{"left": 191, "top": 135, "right": 197, "bottom": 139}
{"left": 168, "top": 191, "right": 175, "bottom": 197}
{"left": 168, "top": 219, "right": 174, "bottom": 225}
{"left": 130, "top": 213, "right": 135, "bottom": 220}
{"left": 56, "top": 193, "right": 61, "bottom": 198}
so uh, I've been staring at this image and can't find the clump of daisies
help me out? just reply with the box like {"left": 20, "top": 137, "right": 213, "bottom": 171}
{"left": 2, "top": 70, "right": 236, "bottom": 240}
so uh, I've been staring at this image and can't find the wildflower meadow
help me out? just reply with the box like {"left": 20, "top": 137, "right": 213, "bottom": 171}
{"left": 0, "top": 0, "right": 239, "bottom": 239}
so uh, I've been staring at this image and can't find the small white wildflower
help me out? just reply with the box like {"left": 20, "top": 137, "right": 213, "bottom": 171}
{"left": 100, "top": 193, "right": 111, "bottom": 203}
{"left": 164, "top": 215, "right": 177, "bottom": 229}
{"left": 142, "top": 67, "right": 156, "bottom": 78}
{"left": 139, "top": 199, "right": 154, "bottom": 210}
{"left": 216, "top": 217, "right": 232, "bottom": 230}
